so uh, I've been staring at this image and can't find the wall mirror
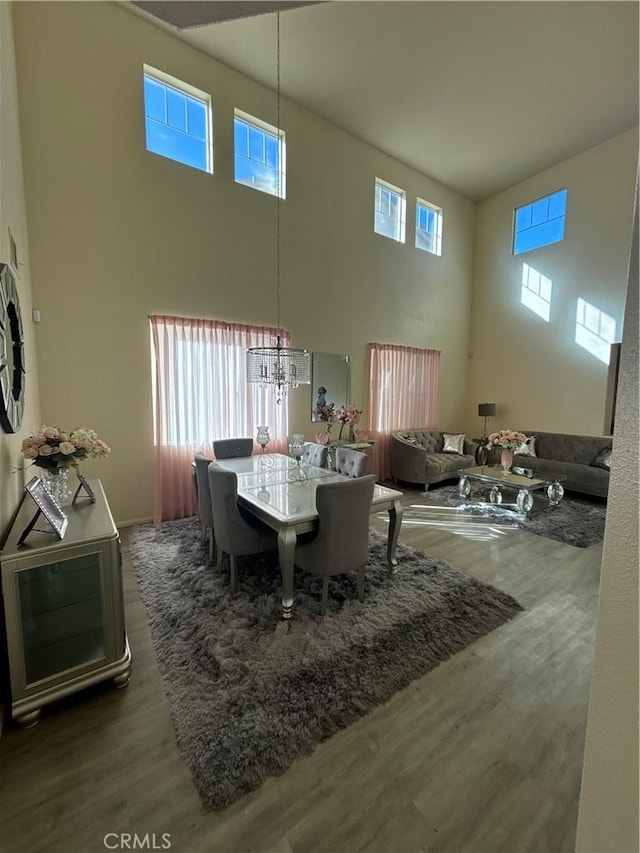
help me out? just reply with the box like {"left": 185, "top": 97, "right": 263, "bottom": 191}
{"left": 311, "top": 352, "right": 350, "bottom": 422}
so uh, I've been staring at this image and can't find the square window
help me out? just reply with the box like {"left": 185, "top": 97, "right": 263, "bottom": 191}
{"left": 513, "top": 189, "right": 567, "bottom": 254}
{"left": 415, "top": 199, "right": 443, "bottom": 256}
{"left": 234, "top": 109, "right": 285, "bottom": 198}
{"left": 374, "top": 179, "right": 406, "bottom": 243}
{"left": 143, "top": 65, "right": 212, "bottom": 174}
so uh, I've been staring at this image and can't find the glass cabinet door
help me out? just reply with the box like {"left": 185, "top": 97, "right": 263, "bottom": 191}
{"left": 18, "top": 552, "right": 105, "bottom": 685}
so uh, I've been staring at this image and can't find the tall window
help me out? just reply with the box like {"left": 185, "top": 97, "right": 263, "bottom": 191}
{"left": 374, "top": 179, "right": 406, "bottom": 243}
{"left": 513, "top": 189, "right": 567, "bottom": 254}
{"left": 234, "top": 109, "right": 286, "bottom": 198}
{"left": 415, "top": 199, "right": 443, "bottom": 256}
{"left": 149, "top": 315, "right": 289, "bottom": 523}
{"left": 143, "top": 66, "right": 212, "bottom": 173}
{"left": 368, "top": 343, "right": 440, "bottom": 480}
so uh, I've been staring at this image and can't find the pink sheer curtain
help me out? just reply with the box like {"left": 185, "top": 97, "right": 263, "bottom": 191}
{"left": 367, "top": 343, "right": 440, "bottom": 481}
{"left": 150, "top": 315, "right": 289, "bottom": 524}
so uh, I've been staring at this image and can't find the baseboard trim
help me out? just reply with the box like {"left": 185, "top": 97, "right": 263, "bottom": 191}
{"left": 117, "top": 516, "right": 154, "bottom": 529}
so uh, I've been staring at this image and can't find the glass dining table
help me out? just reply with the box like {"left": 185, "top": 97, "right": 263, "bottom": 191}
{"left": 215, "top": 453, "right": 404, "bottom": 619}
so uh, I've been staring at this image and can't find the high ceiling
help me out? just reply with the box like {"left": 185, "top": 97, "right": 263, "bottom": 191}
{"left": 127, "top": 1, "right": 639, "bottom": 201}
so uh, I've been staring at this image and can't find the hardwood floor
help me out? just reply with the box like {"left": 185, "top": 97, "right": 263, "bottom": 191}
{"left": 0, "top": 486, "right": 602, "bottom": 853}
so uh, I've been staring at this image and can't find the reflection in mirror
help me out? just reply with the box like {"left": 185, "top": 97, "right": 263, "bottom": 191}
{"left": 311, "top": 353, "right": 350, "bottom": 422}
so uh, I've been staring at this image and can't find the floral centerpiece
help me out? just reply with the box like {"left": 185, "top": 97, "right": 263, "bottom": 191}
{"left": 22, "top": 425, "right": 110, "bottom": 470}
{"left": 334, "top": 404, "right": 363, "bottom": 441}
{"left": 21, "top": 425, "right": 110, "bottom": 504}
{"left": 486, "top": 429, "right": 526, "bottom": 451}
{"left": 314, "top": 401, "right": 336, "bottom": 422}
{"left": 486, "top": 428, "right": 526, "bottom": 473}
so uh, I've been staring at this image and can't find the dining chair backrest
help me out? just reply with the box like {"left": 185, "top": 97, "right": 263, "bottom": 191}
{"left": 336, "top": 446, "right": 369, "bottom": 478}
{"left": 213, "top": 438, "right": 253, "bottom": 459}
{"left": 302, "top": 442, "right": 329, "bottom": 469}
{"left": 207, "top": 462, "right": 278, "bottom": 591}
{"left": 193, "top": 453, "right": 214, "bottom": 533}
{"left": 295, "top": 475, "right": 376, "bottom": 577}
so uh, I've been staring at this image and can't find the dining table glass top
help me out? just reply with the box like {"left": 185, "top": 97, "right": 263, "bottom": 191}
{"left": 214, "top": 452, "right": 299, "bottom": 474}
{"left": 214, "top": 452, "right": 402, "bottom": 524}
{"left": 239, "top": 476, "right": 402, "bottom": 523}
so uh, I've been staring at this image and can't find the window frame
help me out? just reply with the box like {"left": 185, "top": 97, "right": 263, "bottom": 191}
{"left": 143, "top": 63, "right": 213, "bottom": 174}
{"left": 233, "top": 108, "right": 287, "bottom": 199}
{"left": 512, "top": 188, "right": 568, "bottom": 255}
{"left": 415, "top": 198, "right": 443, "bottom": 256}
{"left": 374, "top": 178, "right": 406, "bottom": 243}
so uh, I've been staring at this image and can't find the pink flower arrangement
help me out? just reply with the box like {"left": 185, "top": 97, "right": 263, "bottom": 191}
{"left": 21, "top": 425, "right": 110, "bottom": 471}
{"left": 486, "top": 429, "right": 526, "bottom": 451}
{"left": 334, "top": 404, "right": 363, "bottom": 427}
{"left": 314, "top": 402, "right": 335, "bottom": 422}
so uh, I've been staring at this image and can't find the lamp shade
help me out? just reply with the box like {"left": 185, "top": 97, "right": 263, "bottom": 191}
{"left": 478, "top": 402, "right": 496, "bottom": 417}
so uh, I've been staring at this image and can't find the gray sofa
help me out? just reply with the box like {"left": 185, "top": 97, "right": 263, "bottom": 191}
{"left": 391, "top": 430, "right": 477, "bottom": 490}
{"left": 490, "top": 430, "right": 612, "bottom": 498}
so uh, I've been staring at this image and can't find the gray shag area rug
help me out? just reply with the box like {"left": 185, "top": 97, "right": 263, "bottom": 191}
{"left": 423, "top": 484, "right": 606, "bottom": 548}
{"left": 129, "top": 518, "right": 523, "bottom": 812}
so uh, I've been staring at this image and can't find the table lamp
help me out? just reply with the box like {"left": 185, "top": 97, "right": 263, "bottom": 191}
{"left": 478, "top": 402, "right": 496, "bottom": 437}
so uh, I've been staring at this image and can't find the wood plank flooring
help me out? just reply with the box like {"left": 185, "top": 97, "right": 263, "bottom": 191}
{"left": 0, "top": 487, "right": 602, "bottom": 853}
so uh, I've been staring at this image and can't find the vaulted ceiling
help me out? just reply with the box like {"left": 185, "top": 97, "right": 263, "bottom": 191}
{"left": 127, "top": 1, "right": 639, "bottom": 200}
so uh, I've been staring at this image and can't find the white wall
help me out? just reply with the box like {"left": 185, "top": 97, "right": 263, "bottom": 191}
{"left": 12, "top": 0, "right": 475, "bottom": 525}
{"left": 468, "top": 129, "right": 637, "bottom": 437}
{"left": 0, "top": 3, "right": 40, "bottom": 537}
{"left": 576, "top": 181, "right": 639, "bottom": 852}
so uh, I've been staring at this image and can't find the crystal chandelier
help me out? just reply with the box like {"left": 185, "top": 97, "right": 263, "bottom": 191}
{"left": 246, "top": 12, "right": 311, "bottom": 403}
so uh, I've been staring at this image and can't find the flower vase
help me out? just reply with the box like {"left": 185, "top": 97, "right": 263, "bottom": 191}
{"left": 41, "top": 467, "right": 72, "bottom": 506}
{"left": 348, "top": 425, "right": 356, "bottom": 442}
{"left": 500, "top": 448, "right": 514, "bottom": 473}
{"left": 338, "top": 423, "right": 345, "bottom": 441}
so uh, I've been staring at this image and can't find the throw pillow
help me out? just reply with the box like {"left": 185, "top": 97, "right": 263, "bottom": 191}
{"left": 515, "top": 435, "right": 537, "bottom": 457}
{"left": 443, "top": 432, "right": 465, "bottom": 455}
{"left": 590, "top": 447, "right": 612, "bottom": 470}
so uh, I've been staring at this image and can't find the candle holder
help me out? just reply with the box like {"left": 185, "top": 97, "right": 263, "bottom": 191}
{"left": 257, "top": 426, "right": 270, "bottom": 453}
{"left": 287, "top": 434, "right": 308, "bottom": 482}
{"left": 256, "top": 426, "right": 274, "bottom": 468}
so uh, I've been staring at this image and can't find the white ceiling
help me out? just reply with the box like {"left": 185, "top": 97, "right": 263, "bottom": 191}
{"left": 127, "top": 1, "right": 639, "bottom": 201}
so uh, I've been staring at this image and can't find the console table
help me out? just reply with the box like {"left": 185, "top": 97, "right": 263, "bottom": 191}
{"left": 0, "top": 478, "right": 131, "bottom": 727}
{"left": 326, "top": 439, "right": 376, "bottom": 470}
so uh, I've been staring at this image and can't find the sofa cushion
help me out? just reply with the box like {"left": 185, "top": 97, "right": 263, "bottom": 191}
{"left": 590, "top": 447, "right": 612, "bottom": 470}
{"left": 515, "top": 435, "right": 537, "bottom": 457}
{"left": 513, "top": 455, "right": 609, "bottom": 497}
{"left": 425, "top": 452, "right": 474, "bottom": 477}
{"left": 443, "top": 432, "right": 465, "bottom": 455}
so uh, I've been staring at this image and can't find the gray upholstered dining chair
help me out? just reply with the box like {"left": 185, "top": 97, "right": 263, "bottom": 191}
{"left": 336, "top": 446, "right": 369, "bottom": 478}
{"left": 213, "top": 438, "right": 253, "bottom": 459}
{"left": 193, "top": 453, "right": 215, "bottom": 562}
{"left": 302, "top": 442, "right": 329, "bottom": 469}
{"left": 294, "top": 475, "right": 376, "bottom": 615}
{"left": 207, "top": 462, "right": 278, "bottom": 592}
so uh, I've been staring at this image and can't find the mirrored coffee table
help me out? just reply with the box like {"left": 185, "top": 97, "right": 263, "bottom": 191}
{"left": 457, "top": 465, "right": 566, "bottom": 515}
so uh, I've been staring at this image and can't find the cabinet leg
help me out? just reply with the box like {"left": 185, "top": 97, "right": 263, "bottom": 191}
{"left": 16, "top": 708, "right": 41, "bottom": 729}
{"left": 113, "top": 669, "right": 131, "bottom": 689}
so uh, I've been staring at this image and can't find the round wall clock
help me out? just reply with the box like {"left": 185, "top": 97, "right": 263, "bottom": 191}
{"left": 0, "top": 263, "right": 26, "bottom": 433}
